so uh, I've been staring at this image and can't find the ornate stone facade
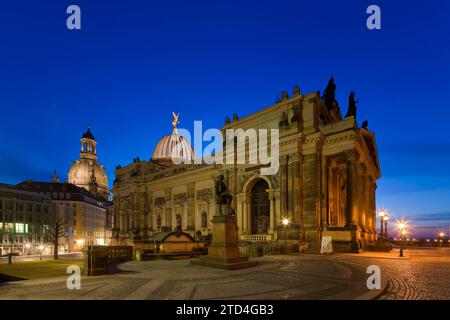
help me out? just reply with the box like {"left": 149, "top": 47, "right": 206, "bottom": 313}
{"left": 112, "top": 87, "right": 381, "bottom": 252}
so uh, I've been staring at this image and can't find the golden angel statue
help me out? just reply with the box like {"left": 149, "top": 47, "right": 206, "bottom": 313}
{"left": 172, "top": 112, "right": 180, "bottom": 129}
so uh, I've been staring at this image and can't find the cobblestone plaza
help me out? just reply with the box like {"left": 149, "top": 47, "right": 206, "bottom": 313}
{"left": 1, "top": 248, "right": 448, "bottom": 300}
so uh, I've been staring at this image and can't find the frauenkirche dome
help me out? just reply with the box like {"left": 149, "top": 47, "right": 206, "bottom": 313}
{"left": 68, "top": 128, "right": 109, "bottom": 199}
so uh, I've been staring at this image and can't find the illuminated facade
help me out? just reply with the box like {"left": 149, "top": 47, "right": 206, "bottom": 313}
{"left": 16, "top": 181, "right": 112, "bottom": 250}
{"left": 113, "top": 83, "right": 381, "bottom": 252}
{"left": 0, "top": 185, "right": 74, "bottom": 255}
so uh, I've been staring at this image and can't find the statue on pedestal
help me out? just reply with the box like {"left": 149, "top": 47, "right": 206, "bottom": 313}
{"left": 215, "top": 175, "right": 235, "bottom": 216}
{"left": 345, "top": 91, "right": 358, "bottom": 118}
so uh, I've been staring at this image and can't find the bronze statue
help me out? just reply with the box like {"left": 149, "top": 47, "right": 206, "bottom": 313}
{"left": 323, "top": 75, "right": 337, "bottom": 110}
{"left": 215, "top": 175, "right": 235, "bottom": 216}
{"left": 345, "top": 91, "right": 358, "bottom": 118}
{"left": 279, "top": 111, "right": 289, "bottom": 127}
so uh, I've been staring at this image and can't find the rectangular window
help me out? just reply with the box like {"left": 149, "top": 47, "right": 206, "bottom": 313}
{"left": 15, "top": 223, "right": 25, "bottom": 233}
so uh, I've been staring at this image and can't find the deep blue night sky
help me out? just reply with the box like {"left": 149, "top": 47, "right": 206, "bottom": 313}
{"left": 1, "top": 0, "right": 449, "bottom": 238}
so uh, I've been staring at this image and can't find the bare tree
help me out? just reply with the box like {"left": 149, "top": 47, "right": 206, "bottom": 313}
{"left": 44, "top": 218, "right": 66, "bottom": 260}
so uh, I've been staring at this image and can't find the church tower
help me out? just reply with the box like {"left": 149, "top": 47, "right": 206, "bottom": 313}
{"left": 80, "top": 128, "right": 98, "bottom": 161}
{"left": 68, "top": 128, "right": 109, "bottom": 200}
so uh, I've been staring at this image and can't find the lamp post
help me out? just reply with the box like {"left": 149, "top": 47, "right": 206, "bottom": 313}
{"left": 383, "top": 215, "right": 389, "bottom": 242}
{"left": 282, "top": 218, "right": 289, "bottom": 254}
{"left": 439, "top": 232, "right": 444, "bottom": 247}
{"left": 378, "top": 210, "right": 386, "bottom": 242}
{"left": 38, "top": 245, "right": 44, "bottom": 261}
{"left": 398, "top": 223, "right": 406, "bottom": 257}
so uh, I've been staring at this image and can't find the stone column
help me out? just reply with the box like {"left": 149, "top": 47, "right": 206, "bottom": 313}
{"left": 236, "top": 193, "right": 247, "bottom": 236}
{"left": 240, "top": 194, "right": 248, "bottom": 234}
{"left": 327, "top": 165, "right": 334, "bottom": 226}
{"left": 280, "top": 155, "right": 288, "bottom": 219}
{"left": 302, "top": 152, "right": 319, "bottom": 247}
{"left": 267, "top": 189, "right": 275, "bottom": 234}
{"left": 345, "top": 151, "right": 358, "bottom": 226}
{"left": 246, "top": 195, "right": 252, "bottom": 234}
{"left": 357, "top": 164, "right": 367, "bottom": 228}
{"left": 345, "top": 151, "right": 361, "bottom": 252}
{"left": 321, "top": 155, "right": 328, "bottom": 230}
{"left": 364, "top": 175, "right": 372, "bottom": 234}
{"left": 372, "top": 179, "right": 377, "bottom": 233}
{"left": 274, "top": 189, "right": 281, "bottom": 227}
{"left": 287, "top": 159, "right": 294, "bottom": 220}
{"left": 187, "top": 183, "right": 195, "bottom": 229}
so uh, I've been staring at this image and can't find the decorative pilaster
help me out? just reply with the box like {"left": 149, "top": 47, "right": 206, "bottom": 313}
{"left": 280, "top": 155, "right": 288, "bottom": 219}
{"left": 345, "top": 151, "right": 358, "bottom": 226}
{"left": 267, "top": 189, "right": 275, "bottom": 234}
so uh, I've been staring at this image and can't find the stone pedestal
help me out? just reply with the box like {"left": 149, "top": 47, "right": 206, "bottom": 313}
{"left": 193, "top": 215, "right": 257, "bottom": 270}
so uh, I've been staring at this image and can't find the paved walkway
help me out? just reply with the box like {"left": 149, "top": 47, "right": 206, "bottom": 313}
{"left": 334, "top": 247, "right": 450, "bottom": 300}
{"left": 0, "top": 255, "right": 385, "bottom": 300}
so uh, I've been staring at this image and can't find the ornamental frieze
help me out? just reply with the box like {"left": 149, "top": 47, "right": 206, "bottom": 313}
{"left": 173, "top": 192, "right": 187, "bottom": 205}
{"left": 154, "top": 197, "right": 166, "bottom": 207}
{"left": 196, "top": 188, "right": 213, "bottom": 203}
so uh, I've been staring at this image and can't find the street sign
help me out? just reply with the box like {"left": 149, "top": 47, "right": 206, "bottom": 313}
{"left": 320, "top": 236, "right": 333, "bottom": 254}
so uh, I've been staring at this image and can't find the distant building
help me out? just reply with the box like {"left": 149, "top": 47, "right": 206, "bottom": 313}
{"left": 0, "top": 184, "right": 74, "bottom": 256}
{"left": 68, "top": 128, "right": 110, "bottom": 200}
{"left": 16, "top": 181, "right": 112, "bottom": 250}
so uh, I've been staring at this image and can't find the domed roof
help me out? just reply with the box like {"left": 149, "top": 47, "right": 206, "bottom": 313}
{"left": 68, "top": 159, "right": 108, "bottom": 193}
{"left": 152, "top": 129, "right": 194, "bottom": 164}
{"left": 82, "top": 128, "right": 95, "bottom": 140}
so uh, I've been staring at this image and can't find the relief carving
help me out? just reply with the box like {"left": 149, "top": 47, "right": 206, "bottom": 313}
{"left": 196, "top": 188, "right": 213, "bottom": 203}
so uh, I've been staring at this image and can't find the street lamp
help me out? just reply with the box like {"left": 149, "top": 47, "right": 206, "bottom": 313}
{"left": 38, "top": 245, "right": 44, "bottom": 261}
{"left": 383, "top": 215, "right": 389, "bottom": 242}
{"left": 398, "top": 223, "right": 406, "bottom": 257}
{"left": 439, "top": 232, "right": 445, "bottom": 247}
{"left": 378, "top": 210, "right": 387, "bottom": 242}
{"left": 282, "top": 218, "right": 289, "bottom": 254}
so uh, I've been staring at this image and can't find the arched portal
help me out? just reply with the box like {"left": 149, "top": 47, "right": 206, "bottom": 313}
{"left": 250, "top": 179, "right": 270, "bottom": 234}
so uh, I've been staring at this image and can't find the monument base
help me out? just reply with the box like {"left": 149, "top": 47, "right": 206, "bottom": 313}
{"left": 193, "top": 255, "right": 257, "bottom": 270}
{"left": 192, "top": 215, "right": 257, "bottom": 270}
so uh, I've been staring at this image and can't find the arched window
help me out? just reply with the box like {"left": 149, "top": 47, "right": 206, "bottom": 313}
{"left": 157, "top": 215, "right": 161, "bottom": 228}
{"left": 250, "top": 179, "right": 270, "bottom": 234}
{"left": 201, "top": 211, "right": 208, "bottom": 228}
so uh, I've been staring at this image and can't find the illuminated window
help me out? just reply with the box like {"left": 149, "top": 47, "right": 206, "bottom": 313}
{"left": 15, "top": 223, "right": 25, "bottom": 233}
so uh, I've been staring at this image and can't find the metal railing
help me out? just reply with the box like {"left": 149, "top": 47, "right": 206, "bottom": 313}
{"left": 240, "top": 234, "right": 273, "bottom": 242}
